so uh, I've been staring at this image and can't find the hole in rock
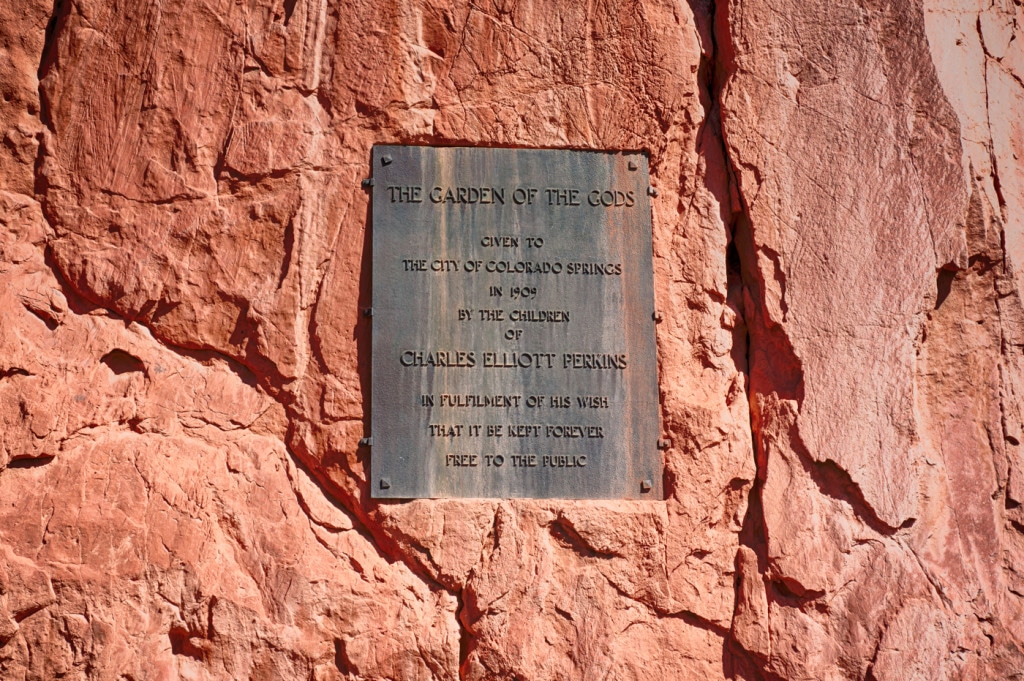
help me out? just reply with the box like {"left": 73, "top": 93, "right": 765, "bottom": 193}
{"left": 354, "top": 99, "right": 380, "bottom": 118}
{"left": 168, "top": 626, "right": 205, "bottom": 661}
{"left": 283, "top": 0, "right": 297, "bottom": 24}
{"left": 421, "top": 11, "right": 448, "bottom": 58}
{"left": 7, "top": 456, "right": 54, "bottom": 469}
{"left": 23, "top": 304, "right": 58, "bottom": 331}
{"left": 334, "top": 638, "right": 353, "bottom": 673}
{"left": 100, "top": 349, "right": 146, "bottom": 376}
{"left": 935, "top": 268, "right": 956, "bottom": 309}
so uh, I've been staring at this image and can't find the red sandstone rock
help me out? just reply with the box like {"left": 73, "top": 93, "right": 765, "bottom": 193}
{"left": 0, "top": 0, "right": 1022, "bottom": 679}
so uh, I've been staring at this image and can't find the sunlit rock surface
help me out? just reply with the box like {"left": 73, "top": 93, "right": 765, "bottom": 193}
{"left": 1, "top": 0, "right": 1022, "bottom": 678}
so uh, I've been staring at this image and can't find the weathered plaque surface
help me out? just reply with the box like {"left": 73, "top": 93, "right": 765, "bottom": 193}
{"left": 370, "top": 145, "right": 661, "bottom": 499}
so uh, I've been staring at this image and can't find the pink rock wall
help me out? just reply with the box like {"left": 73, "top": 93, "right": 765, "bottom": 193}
{"left": 0, "top": 0, "right": 1021, "bottom": 678}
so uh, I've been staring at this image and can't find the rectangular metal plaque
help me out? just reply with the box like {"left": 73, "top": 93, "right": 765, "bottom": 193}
{"left": 370, "top": 145, "right": 661, "bottom": 499}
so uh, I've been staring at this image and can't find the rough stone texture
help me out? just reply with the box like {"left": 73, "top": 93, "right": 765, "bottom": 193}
{"left": 0, "top": 192, "right": 458, "bottom": 680}
{"left": 0, "top": 0, "right": 1022, "bottom": 679}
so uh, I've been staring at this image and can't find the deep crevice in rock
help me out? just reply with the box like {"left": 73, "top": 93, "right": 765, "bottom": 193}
{"left": 456, "top": 588, "right": 476, "bottom": 681}
{"left": 688, "top": 0, "right": 775, "bottom": 674}
{"left": 35, "top": 0, "right": 66, "bottom": 128}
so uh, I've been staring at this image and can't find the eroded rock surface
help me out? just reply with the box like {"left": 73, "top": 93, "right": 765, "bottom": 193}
{"left": 0, "top": 0, "right": 1022, "bottom": 678}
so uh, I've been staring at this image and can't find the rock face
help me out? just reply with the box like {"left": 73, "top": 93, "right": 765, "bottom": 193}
{"left": 1, "top": 0, "right": 1022, "bottom": 678}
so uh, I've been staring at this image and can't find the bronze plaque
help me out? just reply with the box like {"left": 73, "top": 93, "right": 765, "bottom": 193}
{"left": 370, "top": 145, "right": 661, "bottom": 499}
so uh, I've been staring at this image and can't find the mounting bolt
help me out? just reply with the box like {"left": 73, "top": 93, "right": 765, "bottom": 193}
{"left": 640, "top": 479, "right": 653, "bottom": 493}
{"left": 361, "top": 177, "right": 374, "bottom": 189}
{"left": 647, "top": 186, "right": 658, "bottom": 197}
{"left": 363, "top": 307, "right": 373, "bottom": 318}
{"left": 628, "top": 160, "right": 638, "bottom": 171}
{"left": 653, "top": 311, "right": 663, "bottom": 323}
{"left": 381, "top": 154, "right": 393, "bottom": 166}
{"left": 657, "top": 439, "right": 671, "bottom": 450}
{"left": 379, "top": 478, "right": 391, "bottom": 490}
{"left": 359, "top": 437, "right": 373, "bottom": 447}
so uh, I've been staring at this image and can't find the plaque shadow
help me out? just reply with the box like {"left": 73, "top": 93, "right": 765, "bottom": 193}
{"left": 353, "top": 165, "right": 405, "bottom": 509}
